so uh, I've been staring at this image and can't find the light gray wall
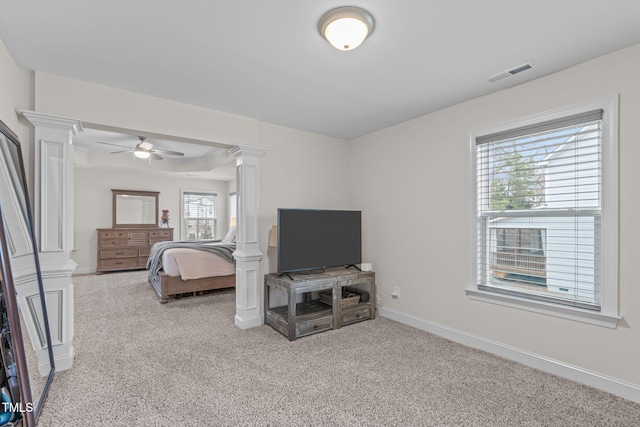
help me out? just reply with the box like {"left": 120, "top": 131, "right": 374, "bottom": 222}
{"left": 74, "top": 167, "right": 231, "bottom": 273}
{"left": 0, "top": 39, "right": 34, "bottom": 193}
{"left": 258, "top": 121, "right": 352, "bottom": 273}
{"left": 349, "top": 43, "right": 640, "bottom": 386}
{"left": 33, "top": 72, "right": 352, "bottom": 279}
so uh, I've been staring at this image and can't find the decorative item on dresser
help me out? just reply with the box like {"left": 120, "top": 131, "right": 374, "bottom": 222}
{"left": 96, "top": 228, "right": 173, "bottom": 273}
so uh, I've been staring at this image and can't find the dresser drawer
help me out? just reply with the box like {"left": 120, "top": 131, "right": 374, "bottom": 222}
{"left": 99, "top": 248, "right": 138, "bottom": 259}
{"left": 149, "top": 229, "right": 173, "bottom": 238}
{"left": 100, "top": 238, "right": 128, "bottom": 248}
{"left": 139, "top": 246, "right": 151, "bottom": 257}
{"left": 296, "top": 315, "right": 333, "bottom": 337}
{"left": 98, "top": 258, "right": 138, "bottom": 270}
{"left": 99, "top": 230, "right": 128, "bottom": 239}
{"left": 149, "top": 238, "right": 170, "bottom": 246}
{"left": 342, "top": 305, "right": 371, "bottom": 325}
{"left": 128, "top": 231, "right": 148, "bottom": 246}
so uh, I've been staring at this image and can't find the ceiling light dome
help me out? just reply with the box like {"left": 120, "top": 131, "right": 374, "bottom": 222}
{"left": 318, "top": 6, "right": 374, "bottom": 51}
{"left": 134, "top": 150, "right": 150, "bottom": 159}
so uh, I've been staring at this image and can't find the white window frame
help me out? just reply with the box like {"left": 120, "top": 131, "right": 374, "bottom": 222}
{"left": 180, "top": 189, "right": 218, "bottom": 241}
{"left": 466, "top": 95, "right": 619, "bottom": 328}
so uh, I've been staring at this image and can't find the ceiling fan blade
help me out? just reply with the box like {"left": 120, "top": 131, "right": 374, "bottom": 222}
{"left": 150, "top": 153, "right": 163, "bottom": 160}
{"left": 97, "top": 141, "right": 132, "bottom": 149}
{"left": 110, "top": 150, "right": 133, "bottom": 154}
{"left": 151, "top": 148, "right": 184, "bottom": 156}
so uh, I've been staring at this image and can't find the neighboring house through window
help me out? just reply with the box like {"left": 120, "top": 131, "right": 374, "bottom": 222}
{"left": 490, "top": 227, "right": 546, "bottom": 286}
{"left": 467, "top": 96, "right": 619, "bottom": 328}
{"left": 181, "top": 190, "right": 218, "bottom": 241}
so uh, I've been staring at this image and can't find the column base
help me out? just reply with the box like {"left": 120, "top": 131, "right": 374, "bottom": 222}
{"left": 38, "top": 345, "right": 75, "bottom": 375}
{"left": 235, "top": 314, "right": 263, "bottom": 330}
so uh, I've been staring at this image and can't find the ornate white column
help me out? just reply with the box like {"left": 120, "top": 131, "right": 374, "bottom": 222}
{"left": 229, "top": 145, "right": 266, "bottom": 329}
{"left": 19, "top": 110, "right": 79, "bottom": 373}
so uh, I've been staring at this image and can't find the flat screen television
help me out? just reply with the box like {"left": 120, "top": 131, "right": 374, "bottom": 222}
{"left": 277, "top": 208, "right": 361, "bottom": 274}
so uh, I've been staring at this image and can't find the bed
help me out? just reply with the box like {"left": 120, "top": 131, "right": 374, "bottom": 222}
{"left": 146, "top": 231, "right": 237, "bottom": 303}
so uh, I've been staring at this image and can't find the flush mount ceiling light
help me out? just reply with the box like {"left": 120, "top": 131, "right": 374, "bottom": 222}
{"left": 318, "top": 6, "right": 374, "bottom": 51}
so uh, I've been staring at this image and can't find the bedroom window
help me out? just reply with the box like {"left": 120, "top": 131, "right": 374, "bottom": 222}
{"left": 181, "top": 191, "right": 218, "bottom": 241}
{"left": 467, "top": 96, "right": 619, "bottom": 328}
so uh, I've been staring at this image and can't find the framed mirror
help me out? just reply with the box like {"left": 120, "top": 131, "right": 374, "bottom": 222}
{"left": 0, "top": 119, "right": 55, "bottom": 426}
{"left": 112, "top": 189, "right": 159, "bottom": 228}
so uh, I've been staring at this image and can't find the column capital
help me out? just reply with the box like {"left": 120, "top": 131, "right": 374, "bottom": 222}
{"left": 18, "top": 110, "right": 83, "bottom": 136}
{"left": 229, "top": 145, "right": 266, "bottom": 158}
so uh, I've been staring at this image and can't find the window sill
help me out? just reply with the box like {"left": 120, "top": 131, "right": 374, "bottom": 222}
{"left": 465, "top": 287, "right": 620, "bottom": 329}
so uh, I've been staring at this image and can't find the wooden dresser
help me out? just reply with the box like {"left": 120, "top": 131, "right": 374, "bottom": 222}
{"left": 96, "top": 227, "right": 173, "bottom": 273}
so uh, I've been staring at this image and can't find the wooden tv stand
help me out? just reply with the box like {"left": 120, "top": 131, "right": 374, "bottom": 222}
{"left": 264, "top": 267, "right": 376, "bottom": 341}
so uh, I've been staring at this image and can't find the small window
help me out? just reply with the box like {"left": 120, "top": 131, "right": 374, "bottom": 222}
{"left": 181, "top": 191, "right": 217, "bottom": 241}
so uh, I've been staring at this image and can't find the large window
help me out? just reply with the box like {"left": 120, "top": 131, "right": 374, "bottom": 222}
{"left": 467, "top": 96, "right": 618, "bottom": 327}
{"left": 181, "top": 191, "right": 218, "bottom": 241}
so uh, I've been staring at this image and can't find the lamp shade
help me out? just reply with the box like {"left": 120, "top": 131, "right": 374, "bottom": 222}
{"left": 269, "top": 225, "right": 278, "bottom": 247}
{"left": 318, "top": 6, "right": 374, "bottom": 51}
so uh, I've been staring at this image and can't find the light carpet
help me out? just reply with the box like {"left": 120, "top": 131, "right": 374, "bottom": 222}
{"left": 35, "top": 271, "right": 640, "bottom": 426}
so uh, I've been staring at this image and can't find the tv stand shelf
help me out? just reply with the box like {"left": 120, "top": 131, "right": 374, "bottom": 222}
{"left": 264, "top": 268, "right": 376, "bottom": 341}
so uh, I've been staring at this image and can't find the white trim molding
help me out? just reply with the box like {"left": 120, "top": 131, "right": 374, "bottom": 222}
{"left": 378, "top": 306, "right": 640, "bottom": 403}
{"left": 230, "top": 145, "right": 266, "bottom": 329}
{"left": 466, "top": 95, "right": 620, "bottom": 327}
{"left": 465, "top": 287, "right": 620, "bottom": 329}
{"left": 18, "top": 110, "right": 81, "bottom": 373}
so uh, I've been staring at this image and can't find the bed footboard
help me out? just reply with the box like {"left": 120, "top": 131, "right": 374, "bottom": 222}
{"left": 149, "top": 271, "right": 236, "bottom": 303}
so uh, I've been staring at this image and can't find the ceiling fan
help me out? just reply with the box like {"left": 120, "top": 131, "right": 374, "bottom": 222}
{"left": 97, "top": 136, "right": 185, "bottom": 160}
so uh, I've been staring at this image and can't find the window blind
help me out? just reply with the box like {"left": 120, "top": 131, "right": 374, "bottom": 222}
{"left": 183, "top": 192, "right": 218, "bottom": 240}
{"left": 475, "top": 110, "right": 603, "bottom": 310}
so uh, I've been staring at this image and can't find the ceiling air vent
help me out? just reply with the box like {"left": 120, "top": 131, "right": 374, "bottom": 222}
{"left": 486, "top": 62, "right": 535, "bottom": 83}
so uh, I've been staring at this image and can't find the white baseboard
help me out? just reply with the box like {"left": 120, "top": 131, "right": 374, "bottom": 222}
{"left": 38, "top": 345, "right": 74, "bottom": 375}
{"left": 235, "top": 314, "right": 262, "bottom": 330}
{"left": 378, "top": 306, "right": 640, "bottom": 403}
{"left": 53, "top": 346, "right": 75, "bottom": 372}
{"left": 72, "top": 267, "right": 94, "bottom": 275}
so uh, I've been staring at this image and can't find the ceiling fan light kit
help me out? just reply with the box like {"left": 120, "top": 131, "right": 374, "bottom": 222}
{"left": 138, "top": 140, "right": 153, "bottom": 151}
{"left": 318, "top": 6, "right": 374, "bottom": 51}
{"left": 96, "top": 135, "right": 185, "bottom": 166}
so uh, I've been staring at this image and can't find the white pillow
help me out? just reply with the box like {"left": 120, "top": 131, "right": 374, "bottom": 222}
{"left": 223, "top": 227, "right": 237, "bottom": 243}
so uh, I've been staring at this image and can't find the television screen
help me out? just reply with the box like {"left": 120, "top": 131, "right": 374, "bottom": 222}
{"left": 277, "top": 209, "right": 361, "bottom": 274}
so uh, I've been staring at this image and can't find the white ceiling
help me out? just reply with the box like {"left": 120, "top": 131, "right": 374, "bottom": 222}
{"left": 72, "top": 128, "right": 237, "bottom": 181}
{"left": 2, "top": 1, "right": 640, "bottom": 143}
